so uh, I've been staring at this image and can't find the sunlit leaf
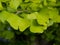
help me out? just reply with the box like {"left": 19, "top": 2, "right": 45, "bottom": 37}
{"left": 6, "top": 13, "right": 19, "bottom": 30}
{"left": 0, "top": 11, "right": 30, "bottom": 32}
{"left": 0, "top": 2, "right": 3, "bottom": 10}
{"left": 9, "top": 0, "right": 21, "bottom": 9}
{"left": 37, "top": 14, "right": 49, "bottom": 26}
{"left": 49, "top": 8, "right": 60, "bottom": 23}
{"left": 30, "top": 20, "right": 47, "bottom": 33}
{"left": 18, "top": 18, "right": 30, "bottom": 32}
{"left": 27, "top": 12, "right": 38, "bottom": 19}
{"left": 0, "top": 11, "right": 8, "bottom": 23}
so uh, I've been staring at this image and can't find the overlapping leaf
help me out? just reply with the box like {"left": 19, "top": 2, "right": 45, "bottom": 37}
{"left": 9, "top": 0, "right": 22, "bottom": 10}
{"left": 30, "top": 20, "right": 47, "bottom": 33}
{"left": 0, "top": 11, "right": 30, "bottom": 32}
{"left": 36, "top": 14, "right": 49, "bottom": 26}
{"left": 0, "top": 0, "right": 60, "bottom": 34}
{"left": 27, "top": 12, "right": 37, "bottom": 19}
{"left": 48, "top": 8, "right": 60, "bottom": 23}
{"left": 0, "top": 11, "right": 8, "bottom": 23}
{"left": 29, "top": 3, "right": 39, "bottom": 11}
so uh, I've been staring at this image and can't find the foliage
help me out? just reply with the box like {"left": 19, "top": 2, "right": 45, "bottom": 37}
{"left": 0, "top": 0, "right": 60, "bottom": 45}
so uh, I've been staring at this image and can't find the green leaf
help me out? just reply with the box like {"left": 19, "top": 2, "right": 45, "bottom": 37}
{"left": 0, "top": 11, "right": 8, "bottom": 23}
{"left": 47, "top": 20, "right": 54, "bottom": 26}
{"left": 0, "top": 11, "right": 18, "bottom": 29}
{"left": 0, "top": 2, "right": 3, "bottom": 10}
{"left": 7, "top": 12, "right": 30, "bottom": 31}
{"left": 43, "top": 0, "right": 47, "bottom": 6}
{"left": 29, "top": 3, "right": 39, "bottom": 11}
{"left": 52, "top": 16, "right": 60, "bottom": 23}
{"left": 30, "top": 25, "right": 44, "bottom": 33}
{"left": 49, "top": 8, "right": 58, "bottom": 18}
{"left": 49, "top": 8, "right": 60, "bottom": 23}
{"left": 48, "top": 0, "right": 56, "bottom": 2}
{"left": 0, "top": 11, "right": 30, "bottom": 32}
{"left": 7, "top": 7, "right": 17, "bottom": 12}
{"left": 6, "top": 12, "right": 30, "bottom": 31}
{"left": 18, "top": 19, "right": 30, "bottom": 32}
{"left": 36, "top": 14, "right": 49, "bottom": 26}
{"left": 9, "top": 0, "right": 22, "bottom": 9}
{"left": 27, "top": 12, "right": 37, "bottom": 19}
{"left": 30, "top": 20, "right": 47, "bottom": 33}
{"left": 30, "top": 0, "right": 42, "bottom": 3}
{"left": 1, "top": 0, "right": 10, "bottom": 2}
{"left": 19, "top": 13, "right": 29, "bottom": 19}
{"left": 24, "top": 0, "right": 30, "bottom": 2}
{"left": 6, "top": 13, "right": 19, "bottom": 30}
{"left": 20, "top": 3, "right": 30, "bottom": 10}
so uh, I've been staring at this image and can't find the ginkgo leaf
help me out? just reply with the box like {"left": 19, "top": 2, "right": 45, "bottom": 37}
{"left": 52, "top": 16, "right": 60, "bottom": 23}
{"left": 49, "top": 8, "right": 58, "bottom": 19}
{"left": 19, "top": 19, "right": 30, "bottom": 32}
{"left": 29, "top": 3, "right": 39, "bottom": 11}
{"left": 0, "top": 11, "right": 18, "bottom": 29}
{"left": 30, "top": 25, "right": 44, "bottom": 33}
{"left": 27, "top": 12, "right": 38, "bottom": 19}
{"left": 0, "top": 0, "right": 60, "bottom": 34}
{"left": 6, "top": 12, "right": 30, "bottom": 31}
{"left": 30, "top": 20, "right": 47, "bottom": 33}
{"left": 20, "top": 3, "right": 30, "bottom": 10}
{"left": 7, "top": 13, "right": 30, "bottom": 31}
{"left": 19, "top": 13, "right": 28, "bottom": 18}
{"left": 48, "top": 8, "right": 60, "bottom": 23}
{"left": 47, "top": 20, "right": 54, "bottom": 26}
{"left": 0, "top": 11, "right": 30, "bottom": 31}
{"left": 7, "top": 7, "right": 17, "bottom": 12}
{"left": 0, "top": 11, "right": 9, "bottom": 23}
{"left": 6, "top": 14, "right": 19, "bottom": 30}
{"left": 0, "top": 2, "right": 3, "bottom": 10}
{"left": 38, "top": 8, "right": 49, "bottom": 18}
{"left": 36, "top": 14, "right": 49, "bottom": 26}
{"left": 30, "top": 25, "right": 47, "bottom": 33}
{"left": 9, "top": 0, "right": 21, "bottom": 9}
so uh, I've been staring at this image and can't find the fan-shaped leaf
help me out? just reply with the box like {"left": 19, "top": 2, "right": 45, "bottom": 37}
{"left": 9, "top": 0, "right": 22, "bottom": 9}
{"left": 30, "top": 20, "right": 47, "bottom": 33}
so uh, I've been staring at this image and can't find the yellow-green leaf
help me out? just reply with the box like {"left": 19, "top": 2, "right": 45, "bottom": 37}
{"left": 30, "top": 20, "right": 47, "bottom": 33}
{"left": 0, "top": 2, "right": 3, "bottom": 10}
{"left": 0, "top": 11, "right": 8, "bottom": 23}
{"left": 7, "top": 14, "right": 19, "bottom": 30}
{"left": 9, "top": 0, "right": 21, "bottom": 9}
{"left": 19, "top": 19, "right": 30, "bottom": 32}
{"left": 27, "top": 12, "right": 38, "bottom": 19}
{"left": 37, "top": 14, "right": 49, "bottom": 26}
